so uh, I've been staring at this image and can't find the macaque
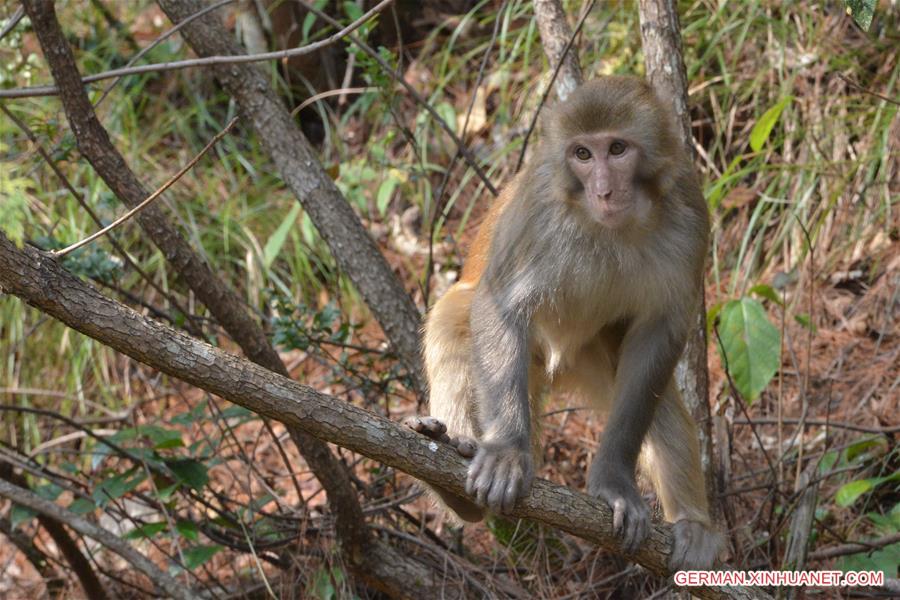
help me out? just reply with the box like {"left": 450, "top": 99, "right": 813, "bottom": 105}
{"left": 406, "top": 76, "right": 721, "bottom": 570}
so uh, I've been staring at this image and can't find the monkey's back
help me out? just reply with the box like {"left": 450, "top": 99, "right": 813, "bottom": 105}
{"left": 459, "top": 176, "right": 519, "bottom": 286}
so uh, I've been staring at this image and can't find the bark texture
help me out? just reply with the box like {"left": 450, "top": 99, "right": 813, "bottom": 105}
{"left": 638, "top": 0, "right": 716, "bottom": 512}
{"left": 157, "top": 0, "right": 425, "bottom": 389}
{"left": 533, "top": 0, "right": 584, "bottom": 100}
{"left": 638, "top": 0, "right": 693, "bottom": 149}
{"left": 0, "top": 233, "right": 769, "bottom": 600}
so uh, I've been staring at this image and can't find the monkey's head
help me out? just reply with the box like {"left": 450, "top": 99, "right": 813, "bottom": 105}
{"left": 540, "top": 76, "right": 683, "bottom": 230}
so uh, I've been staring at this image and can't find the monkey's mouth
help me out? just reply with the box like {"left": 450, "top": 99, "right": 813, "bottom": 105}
{"left": 588, "top": 201, "right": 632, "bottom": 227}
{"left": 599, "top": 203, "right": 629, "bottom": 214}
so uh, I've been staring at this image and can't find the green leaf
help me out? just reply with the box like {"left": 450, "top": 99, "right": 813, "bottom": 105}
{"left": 217, "top": 405, "right": 253, "bottom": 421}
{"left": 750, "top": 97, "right": 791, "bottom": 152}
{"left": 717, "top": 298, "right": 781, "bottom": 402}
{"left": 846, "top": 436, "right": 886, "bottom": 462}
{"left": 155, "top": 483, "right": 178, "bottom": 503}
{"left": 343, "top": 1, "right": 363, "bottom": 20}
{"left": 794, "top": 314, "right": 816, "bottom": 333}
{"left": 171, "top": 401, "right": 207, "bottom": 426}
{"left": 10, "top": 504, "right": 37, "bottom": 529}
{"left": 144, "top": 426, "right": 183, "bottom": 449}
{"left": 34, "top": 483, "right": 63, "bottom": 502}
{"left": 435, "top": 102, "right": 457, "bottom": 134}
{"left": 748, "top": 284, "right": 783, "bottom": 306}
{"left": 843, "top": 0, "right": 876, "bottom": 31}
{"left": 706, "top": 300, "right": 725, "bottom": 335}
{"left": 375, "top": 176, "right": 399, "bottom": 217}
{"left": 176, "top": 520, "right": 200, "bottom": 541}
{"left": 301, "top": 0, "right": 329, "bottom": 41}
{"left": 115, "top": 425, "right": 184, "bottom": 449}
{"left": 867, "top": 511, "right": 898, "bottom": 535}
{"left": 818, "top": 450, "right": 839, "bottom": 475}
{"left": 308, "top": 566, "right": 345, "bottom": 600}
{"left": 183, "top": 545, "right": 222, "bottom": 570}
{"left": 93, "top": 469, "right": 147, "bottom": 505}
{"left": 109, "top": 428, "right": 139, "bottom": 443}
{"left": 124, "top": 522, "right": 167, "bottom": 540}
{"left": 838, "top": 542, "right": 899, "bottom": 576}
{"left": 835, "top": 479, "right": 875, "bottom": 507}
{"left": 68, "top": 498, "right": 96, "bottom": 515}
{"left": 165, "top": 458, "right": 209, "bottom": 490}
{"left": 264, "top": 202, "right": 301, "bottom": 269}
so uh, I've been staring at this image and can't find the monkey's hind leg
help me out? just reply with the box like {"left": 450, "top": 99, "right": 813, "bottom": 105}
{"left": 641, "top": 386, "right": 723, "bottom": 570}
{"left": 411, "top": 283, "right": 485, "bottom": 522}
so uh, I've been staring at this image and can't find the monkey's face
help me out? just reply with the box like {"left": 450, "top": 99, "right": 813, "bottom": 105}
{"left": 566, "top": 132, "right": 649, "bottom": 229}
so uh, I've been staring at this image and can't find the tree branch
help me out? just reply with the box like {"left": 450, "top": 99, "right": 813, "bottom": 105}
{"left": 637, "top": 0, "right": 717, "bottom": 518}
{"left": 156, "top": 0, "right": 426, "bottom": 389}
{"left": 0, "top": 0, "right": 393, "bottom": 99}
{"left": 0, "top": 232, "right": 770, "bottom": 600}
{"left": 533, "top": 0, "right": 584, "bottom": 101}
{"left": 18, "top": 2, "right": 423, "bottom": 595}
{"left": 0, "top": 477, "right": 195, "bottom": 600}
{"left": 0, "top": 515, "right": 65, "bottom": 597}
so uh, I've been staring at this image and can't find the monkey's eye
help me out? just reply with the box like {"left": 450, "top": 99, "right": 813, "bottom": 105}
{"left": 574, "top": 146, "right": 592, "bottom": 161}
{"left": 609, "top": 140, "right": 627, "bottom": 156}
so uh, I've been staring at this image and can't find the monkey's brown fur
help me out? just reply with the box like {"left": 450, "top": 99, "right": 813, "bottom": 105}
{"left": 414, "top": 76, "right": 721, "bottom": 570}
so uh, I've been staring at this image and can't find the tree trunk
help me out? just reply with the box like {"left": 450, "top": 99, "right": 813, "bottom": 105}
{"left": 638, "top": 0, "right": 718, "bottom": 518}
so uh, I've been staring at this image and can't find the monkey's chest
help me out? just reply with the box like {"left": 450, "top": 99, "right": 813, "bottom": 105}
{"left": 530, "top": 289, "right": 629, "bottom": 376}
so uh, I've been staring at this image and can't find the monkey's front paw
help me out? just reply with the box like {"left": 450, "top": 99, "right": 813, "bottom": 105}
{"left": 670, "top": 520, "right": 723, "bottom": 571}
{"left": 588, "top": 472, "right": 651, "bottom": 554}
{"left": 466, "top": 441, "right": 534, "bottom": 513}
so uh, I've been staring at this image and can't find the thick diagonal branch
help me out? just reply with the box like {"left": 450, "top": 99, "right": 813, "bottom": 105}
{"left": 0, "top": 233, "right": 769, "bottom": 600}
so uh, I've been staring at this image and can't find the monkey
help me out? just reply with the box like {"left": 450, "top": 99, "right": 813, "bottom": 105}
{"left": 405, "top": 76, "right": 722, "bottom": 570}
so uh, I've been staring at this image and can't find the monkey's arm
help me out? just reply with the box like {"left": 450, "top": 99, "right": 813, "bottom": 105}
{"left": 465, "top": 284, "right": 535, "bottom": 512}
{"left": 588, "top": 316, "right": 686, "bottom": 550}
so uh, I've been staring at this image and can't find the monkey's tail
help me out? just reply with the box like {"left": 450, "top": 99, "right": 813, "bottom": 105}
{"left": 423, "top": 282, "right": 485, "bottom": 522}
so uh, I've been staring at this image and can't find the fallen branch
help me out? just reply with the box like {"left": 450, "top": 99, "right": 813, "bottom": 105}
{"left": 0, "top": 232, "right": 769, "bottom": 600}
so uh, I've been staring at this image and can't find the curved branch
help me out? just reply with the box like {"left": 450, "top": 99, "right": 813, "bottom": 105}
{"left": 0, "top": 233, "right": 769, "bottom": 600}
